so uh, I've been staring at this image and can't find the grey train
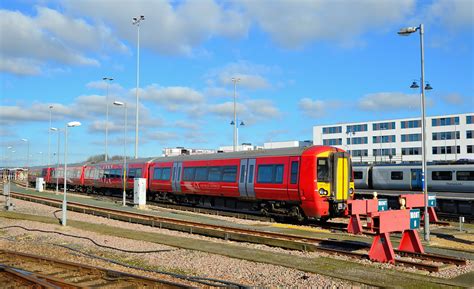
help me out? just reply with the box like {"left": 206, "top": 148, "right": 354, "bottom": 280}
{"left": 353, "top": 164, "right": 474, "bottom": 193}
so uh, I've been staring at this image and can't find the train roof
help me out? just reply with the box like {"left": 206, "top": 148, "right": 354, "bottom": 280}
{"left": 151, "top": 146, "right": 325, "bottom": 163}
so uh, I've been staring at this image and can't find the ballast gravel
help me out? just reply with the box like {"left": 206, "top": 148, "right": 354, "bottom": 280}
{"left": 2, "top": 197, "right": 473, "bottom": 284}
{"left": 0, "top": 199, "right": 358, "bottom": 288}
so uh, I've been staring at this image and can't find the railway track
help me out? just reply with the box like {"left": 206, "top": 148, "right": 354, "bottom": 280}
{"left": 0, "top": 249, "right": 188, "bottom": 288}
{"left": 7, "top": 190, "right": 468, "bottom": 272}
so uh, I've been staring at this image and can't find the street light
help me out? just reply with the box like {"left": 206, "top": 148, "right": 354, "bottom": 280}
{"left": 62, "top": 121, "right": 81, "bottom": 226}
{"left": 48, "top": 105, "right": 53, "bottom": 168}
{"left": 398, "top": 23, "right": 431, "bottom": 241}
{"left": 231, "top": 77, "right": 241, "bottom": 152}
{"left": 103, "top": 77, "right": 114, "bottom": 161}
{"left": 230, "top": 120, "right": 245, "bottom": 151}
{"left": 51, "top": 127, "right": 60, "bottom": 195}
{"left": 6, "top": 146, "right": 12, "bottom": 168}
{"left": 132, "top": 15, "right": 145, "bottom": 159}
{"left": 114, "top": 101, "right": 128, "bottom": 207}
{"left": 21, "top": 139, "right": 29, "bottom": 188}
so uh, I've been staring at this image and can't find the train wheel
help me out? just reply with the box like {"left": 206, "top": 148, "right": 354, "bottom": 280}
{"left": 290, "top": 206, "right": 305, "bottom": 222}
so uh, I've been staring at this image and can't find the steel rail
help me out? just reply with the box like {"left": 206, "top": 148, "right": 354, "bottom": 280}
{"left": 0, "top": 249, "right": 188, "bottom": 288}
{"left": 7, "top": 191, "right": 467, "bottom": 272}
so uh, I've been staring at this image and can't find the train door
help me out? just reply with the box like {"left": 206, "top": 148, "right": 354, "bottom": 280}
{"left": 410, "top": 169, "right": 422, "bottom": 190}
{"left": 238, "top": 158, "right": 256, "bottom": 198}
{"left": 331, "top": 152, "right": 350, "bottom": 201}
{"left": 172, "top": 162, "right": 183, "bottom": 193}
{"left": 287, "top": 157, "right": 300, "bottom": 199}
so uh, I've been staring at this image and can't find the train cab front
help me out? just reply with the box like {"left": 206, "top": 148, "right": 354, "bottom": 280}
{"left": 314, "top": 150, "right": 354, "bottom": 218}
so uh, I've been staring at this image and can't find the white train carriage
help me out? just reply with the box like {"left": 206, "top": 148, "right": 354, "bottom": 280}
{"left": 353, "top": 164, "right": 474, "bottom": 193}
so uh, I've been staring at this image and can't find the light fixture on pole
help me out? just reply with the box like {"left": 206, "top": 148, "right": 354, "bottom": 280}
{"left": 114, "top": 101, "right": 128, "bottom": 207}
{"left": 132, "top": 15, "right": 145, "bottom": 159}
{"left": 103, "top": 77, "right": 114, "bottom": 161}
{"left": 48, "top": 105, "right": 53, "bottom": 168}
{"left": 51, "top": 127, "right": 60, "bottom": 195}
{"left": 62, "top": 121, "right": 81, "bottom": 226}
{"left": 231, "top": 77, "right": 240, "bottom": 152}
{"left": 399, "top": 23, "right": 431, "bottom": 242}
{"left": 21, "top": 139, "right": 29, "bottom": 188}
{"left": 230, "top": 120, "right": 245, "bottom": 151}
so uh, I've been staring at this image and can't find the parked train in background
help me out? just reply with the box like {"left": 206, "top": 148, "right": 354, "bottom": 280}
{"left": 353, "top": 163, "right": 474, "bottom": 193}
{"left": 27, "top": 146, "right": 355, "bottom": 221}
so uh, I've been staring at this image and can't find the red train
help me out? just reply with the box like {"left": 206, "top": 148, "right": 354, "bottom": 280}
{"left": 28, "top": 146, "right": 354, "bottom": 220}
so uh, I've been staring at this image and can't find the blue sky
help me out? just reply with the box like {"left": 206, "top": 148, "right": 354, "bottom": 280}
{"left": 1, "top": 0, "right": 473, "bottom": 166}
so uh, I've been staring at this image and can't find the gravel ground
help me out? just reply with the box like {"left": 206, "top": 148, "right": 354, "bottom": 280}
{"left": 2, "top": 197, "right": 473, "bottom": 283}
{"left": 0, "top": 200, "right": 359, "bottom": 288}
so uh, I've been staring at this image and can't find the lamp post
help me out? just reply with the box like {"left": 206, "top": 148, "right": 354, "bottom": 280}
{"left": 114, "top": 101, "right": 128, "bottom": 207}
{"left": 21, "top": 139, "right": 29, "bottom": 187}
{"left": 48, "top": 105, "right": 53, "bottom": 168}
{"left": 230, "top": 120, "right": 245, "bottom": 151}
{"left": 231, "top": 77, "right": 240, "bottom": 152}
{"left": 398, "top": 24, "right": 432, "bottom": 241}
{"left": 51, "top": 127, "right": 60, "bottom": 194}
{"left": 62, "top": 121, "right": 81, "bottom": 226}
{"left": 103, "top": 77, "right": 114, "bottom": 161}
{"left": 132, "top": 15, "right": 145, "bottom": 159}
{"left": 6, "top": 146, "right": 13, "bottom": 168}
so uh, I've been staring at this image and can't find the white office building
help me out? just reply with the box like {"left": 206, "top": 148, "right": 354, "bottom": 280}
{"left": 313, "top": 113, "right": 474, "bottom": 163}
{"left": 263, "top": 140, "right": 313, "bottom": 149}
{"left": 163, "top": 147, "right": 216, "bottom": 157}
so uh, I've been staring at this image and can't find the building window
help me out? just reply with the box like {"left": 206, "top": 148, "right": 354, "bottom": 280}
{"left": 401, "top": 133, "right": 421, "bottom": 142}
{"left": 401, "top": 120, "right": 421, "bottom": 129}
{"left": 346, "top": 124, "right": 368, "bottom": 132}
{"left": 467, "top": 145, "right": 473, "bottom": 154}
{"left": 351, "top": 149, "right": 368, "bottom": 157}
{"left": 373, "top": 148, "right": 396, "bottom": 156}
{"left": 432, "top": 131, "right": 460, "bottom": 140}
{"left": 347, "top": 137, "right": 368, "bottom": 145}
{"left": 373, "top": 122, "right": 396, "bottom": 131}
{"left": 322, "top": 126, "right": 342, "bottom": 134}
{"left": 323, "top": 138, "right": 342, "bottom": 146}
{"left": 467, "top": 115, "right": 473, "bottom": 124}
{"left": 467, "top": 130, "right": 473, "bottom": 139}
{"left": 432, "top": 146, "right": 460, "bottom": 154}
{"left": 431, "top": 116, "right": 460, "bottom": 127}
{"left": 402, "top": 147, "right": 421, "bottom": 155}
{"left": 373, "top": 135, "right": 396, "bottom": 143}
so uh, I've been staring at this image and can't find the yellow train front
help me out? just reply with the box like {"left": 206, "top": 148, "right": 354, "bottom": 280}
{"left": 298, "top": 146, "right": 354, "bottom": 220}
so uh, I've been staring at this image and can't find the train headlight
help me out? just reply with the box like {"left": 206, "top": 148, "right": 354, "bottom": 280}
{"left": 319, "top": 188, "right": 328, "bottom": 196}
{"left": 349, "top": 188, "right": 354, "bottom": 195}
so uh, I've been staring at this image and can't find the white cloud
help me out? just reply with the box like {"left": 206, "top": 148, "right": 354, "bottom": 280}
{"left": 425, "top": 0, "right": 473, "bottom": 29}
{"left": 0, "top": 7, "right": 126, "bottom": 75}
{"left": 206, "top": 61, "right": 275, "bottom": 90}
{"left": 298, "top": 98, "right": 327, "bottom": 118}
{"left": 441, "top": 93, "right": 467, "bottom": 105}
{"left": 357, "top": 92, "right": 426, "bottom": 111}
{"left": 86, "top": 80, "right": 124, "bottom": 92}
{"left": 241, "top": 0, "right": 415, "bottom": 48}
{"left": 64, "top": 0, "right": 250, "bottom": 55}
{"left": 139, "top": 84, "right": 205, "bottom": 112}
{"left": 208, "top": 99, "right": 280, "bottom": 123}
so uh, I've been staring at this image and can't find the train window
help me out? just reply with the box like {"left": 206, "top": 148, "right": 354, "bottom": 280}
{"left": 317, "top": 158, "right": 329, "bottom": 182}
{"left": 432, "top": 171, "right": 452, "bottom": 181}
{"left": 195, "top": 167, "right": 208, "bottom": 181}
{"left": 183, "top": 168, "right": 195, "bottom": 181}
{"left": 222, "top": 166, "right": 237, "bottom": 182}
{"left": 391, "top": 171, "right": 403, "bottom": 180}
{"left": 153, "top": 168, "right": 162, "bottom": 180}
{"left": 161, "top": 168, "right": 171, "bottom": 180}
{"left": 290, "top": 161, "right": 298, "bottom": 184}
{"left": 240, "top": 165, "right": 246, "bottom": 183}
{"left": 208, "top": 167, "right": 222, "bottom": 182}
{"left": 456, "top": 171, "right": 474, "bottom": 181}
{"left": 354, "top": 171, "right": 363, "bottom": 179}
{"left": 275, "top": 165, "right": 284, "bottom": 183}
{"left": 248, "top": 165, "right": 254, "bottom": 183}
{"left": 257, "top": 165, "right": 274, "bottom": 183}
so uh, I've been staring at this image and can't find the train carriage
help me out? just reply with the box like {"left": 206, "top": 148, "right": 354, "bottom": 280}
{"left": 148, "top": 146, "right": 354, "bottom": 220}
